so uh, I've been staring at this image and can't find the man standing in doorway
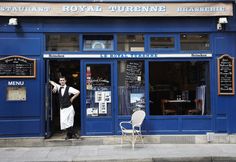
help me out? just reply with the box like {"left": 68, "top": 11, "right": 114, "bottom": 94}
{"left": 49, "top": 76, "right": 80, "bottom": 140}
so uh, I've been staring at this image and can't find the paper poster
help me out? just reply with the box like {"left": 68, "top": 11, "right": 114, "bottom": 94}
{"left": 86, "top": 66, "right": 92, "bottom": 90}
{"left": 99, "top": 102, "right": 107, "bottom": 114}
{"left": 7, "top": 87, "right": 26, "bottom": 101}
{"left": 95, "top": 91, "right": 111, "bottom": 103}
{"left": 95, "top": 91, "right": 104, "bottom": 103}
{"left": 87, "top": 108, "right": 98, "bottom": 116}
{"left": 95, "top": 91, "right": 111, "bottom": 114}
{"left": 103, "top": 91, "right": 111, "bottom": 103}
{"left": 130, "top": 93, "right": 145, "bottom": 109}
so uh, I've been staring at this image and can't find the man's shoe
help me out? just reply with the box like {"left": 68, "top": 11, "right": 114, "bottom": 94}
{"left": 65, "top": 135, "right": 72, "bottom": 140}
{"left": 72, "top": 134, "right": 80, "bottom": 139}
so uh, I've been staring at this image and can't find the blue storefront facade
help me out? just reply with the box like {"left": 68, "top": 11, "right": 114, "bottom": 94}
{"left": 0, "top": 0, "right": 236, "bottom": 138}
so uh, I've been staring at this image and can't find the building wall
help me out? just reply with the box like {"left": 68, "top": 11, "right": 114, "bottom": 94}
{"left": 0, "top": 15, "right": 236, "bottom": 137}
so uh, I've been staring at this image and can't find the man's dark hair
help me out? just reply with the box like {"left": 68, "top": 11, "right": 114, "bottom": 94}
{"left": 59, "top": 76, "right": 66, "bottom": 80}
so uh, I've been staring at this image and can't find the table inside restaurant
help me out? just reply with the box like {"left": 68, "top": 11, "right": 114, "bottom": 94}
{"left": 164, "top": 99, "right": 191, "bottom": 115}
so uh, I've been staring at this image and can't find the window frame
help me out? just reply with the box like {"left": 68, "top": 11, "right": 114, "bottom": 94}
{"left": 117, "top": 33, "right": 145, "bottom": 52}
{"left": 82, "top": 34, "right": 115, "bottom": 52}
{"left": 148, "top": 34, "right": 179, "bottom": 52}
{"left": 148, "top": 59, "right": 212, "bottom": 117}
{"left": 45, "top": 33, "right": 80, "bottom": 52}
{"left": 180, "top": 33, "right": 211, "bottom": 52}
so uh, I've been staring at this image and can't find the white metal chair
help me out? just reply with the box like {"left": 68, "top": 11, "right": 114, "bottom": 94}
{"left": 119, "top": 110, "right": 146, "bottom": 149}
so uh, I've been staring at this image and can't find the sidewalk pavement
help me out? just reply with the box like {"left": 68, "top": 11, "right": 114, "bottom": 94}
{"left": 1, "top": 143, "right": 236, "bottom": 162}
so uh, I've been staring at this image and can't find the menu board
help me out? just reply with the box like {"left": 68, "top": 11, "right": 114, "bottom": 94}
{"left": 217, "top": 54, "right": 235, "bottom": 95}
{"left": 0, "top": 55, "right": 36, "bottom": 78}
{"left": 125, "top": 61, "right": 143, "bottom": 86}
{"left": 7, "top": 87, "right": 26, "bottom": 101}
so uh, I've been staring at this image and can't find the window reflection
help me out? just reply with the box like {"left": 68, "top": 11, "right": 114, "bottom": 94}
{"left": 83, "top": 35, "right": 113, "bottom": 51}
{"left": 180, "top": 34, "right": 210, "bottom": 51}
{"left": 118, "top": 34, "right": 144, "bottom": 52}
{"left": 46, "top": 34, "right": 79, "bottom": 51}
{"left": 86, "top": 64, "right": 112, "bottom": 117}
{"left": 150, "top": 37, "right": 175, "bottom": 49}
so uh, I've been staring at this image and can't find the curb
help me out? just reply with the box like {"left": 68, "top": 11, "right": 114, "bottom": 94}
{"left": 15, "top": 157, "right": 236, "bottom": 162}
{"left": 153, "top": 157, "right": 236, "bottom": 162}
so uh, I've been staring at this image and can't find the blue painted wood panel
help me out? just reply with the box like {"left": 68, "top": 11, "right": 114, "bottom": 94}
{"left": 0, "top": 119, "right": 41, "bottom": 137}
{"left": 0, "top": 17, "right": 216, "bottom": 33}
{"left": 0, "top": 79, "right": 41, "bottom": 117}
{"left": 148, "top": 118, "right": 179, "bottom": 133}
{"left": 215, "top": 116, "right": 227, "bottom": 133}
{"left": 1, "top": 16, "right": 236, "bottom": 33}
{"left": 85, "top": 119, "right": 114, "bottom": 135}
{"left": 182, "top": 117, "right": 212, "bottom": 132}
{"left": 0, "top": 33, "right": 44, "bottom": 137}
{"left": 0, "top": 38, "right": 41, "bottom": 55}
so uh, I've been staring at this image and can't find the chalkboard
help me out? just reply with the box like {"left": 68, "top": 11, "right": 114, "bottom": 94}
{"left": 125, "top": 61, "right": 143, "bottom": 86}
{"left": 0, "top": 55, "right": 36, "bottom": 78}
{"left": 217, "top": 54, "right": 235, "bottom": 95}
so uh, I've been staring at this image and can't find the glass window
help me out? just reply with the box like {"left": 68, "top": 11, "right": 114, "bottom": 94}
{"left": 150, "top": 37, "right": 175, "bottom": 49}
{"left": 118, "top": 60, "right": 145, "bottom": 115}
{"left": 83, "top": 35, "right": 113, "bottom": 51}
{"left": 149, "top": 61, "right": 210, "bottom": 116}
{"left": 46, "top": 34, "right": 79, "bottom": 51}
{"left": 118, "top": 34, "right": 144, "bottom": 52}
{"left": 180, "top": 34, "right": 210, "bottom": 51}
{"left": 86, "top": 64, "right": 112, "bottom": 117}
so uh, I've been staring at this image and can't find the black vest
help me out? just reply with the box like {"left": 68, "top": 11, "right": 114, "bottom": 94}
{"left": 59, "top": 86, "right": 72, "bottom": 109}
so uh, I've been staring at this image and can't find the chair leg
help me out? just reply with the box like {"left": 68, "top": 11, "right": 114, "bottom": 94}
{"left": 121, "top": 134, "right": 124, "bottom": 145}
{"left": 132, "top": 137, "right": 135, "bottom": 149}
{"left": 132, "top": 133, "right": 135, "bottom": 149}
{"left": 140, "top": 134, "right": 144, "bottom": 144}
{"left": 137, "top": 129, "right": 144, "bottom": 144}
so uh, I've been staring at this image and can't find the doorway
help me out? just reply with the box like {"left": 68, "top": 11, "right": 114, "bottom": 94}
{"left": 45, "top": 60, "right": 81, "bottom": 139}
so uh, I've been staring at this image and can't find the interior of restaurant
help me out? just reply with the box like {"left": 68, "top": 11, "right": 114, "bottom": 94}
{"left": 149, "top": 61, "right": 210, "bottom": 115}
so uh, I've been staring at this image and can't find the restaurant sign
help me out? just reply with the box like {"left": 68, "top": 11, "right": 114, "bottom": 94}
{"left": 0, "top": 2, "right": 233, "bottom": 17}
{"left": 43, "top": 53, "right": 212, "bottom": 58}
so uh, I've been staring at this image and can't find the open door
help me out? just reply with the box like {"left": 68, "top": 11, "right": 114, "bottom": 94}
{"left": 45, "top": 60, "right": 53, "bottom": 138}
{"left": 45, "top": 60, "right": 81, "bottom": 139}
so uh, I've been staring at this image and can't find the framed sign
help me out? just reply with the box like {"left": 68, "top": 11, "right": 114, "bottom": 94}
{"left": 0, "top": 55, "right": 36, "bottom": 78}
{"left": 125, "top": 61, "right": 143, "bottom": 86}
{"left": 217, "top": 54, "right": 235, "bottom": 95}
{"left": 6, "top": 86, "right": 26, "bottom": 101}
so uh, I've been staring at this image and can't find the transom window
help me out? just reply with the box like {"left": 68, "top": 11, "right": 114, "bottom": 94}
{"left": 83, "top": 35, "right": 114, "bottom": 51}
{"left": 45, "top": 33, "right": 211, "bottom": 52}
{"left": 150, "top": 36, "right": 175, "bottom": 49}
{"left": 180, "top": 34, "right": 210, "bottom": 51}
{"left": 46, "top": 34, "right": 79, "bottom": 52}
{"left": 118, "top": 34, "right": 144, "bottom": 52}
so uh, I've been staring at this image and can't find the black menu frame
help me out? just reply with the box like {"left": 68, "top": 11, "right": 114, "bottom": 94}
{"left": 217, "top": 54, "right": 235, "bottom": 95}
{"left": 0, "top": 55, "right": 36, "bottom": 78}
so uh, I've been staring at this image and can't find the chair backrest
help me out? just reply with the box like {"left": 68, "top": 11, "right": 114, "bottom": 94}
{"left": 195, "top": 99, "right": 202, "bottom": 110}
{"left": 131, "top": 110, "right": 146, "bottom": 127}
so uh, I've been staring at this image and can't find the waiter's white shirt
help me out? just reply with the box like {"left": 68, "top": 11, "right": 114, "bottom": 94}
{"left": 54, "top": 83, "right": 79, "bottom": 130}
{"left": 54, "top": 84, "right": 79, "bottom": 97}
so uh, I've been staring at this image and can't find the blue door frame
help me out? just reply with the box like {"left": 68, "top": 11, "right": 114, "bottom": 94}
{"left": 81, "top": 60, "right": 117, "bottom": 135}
